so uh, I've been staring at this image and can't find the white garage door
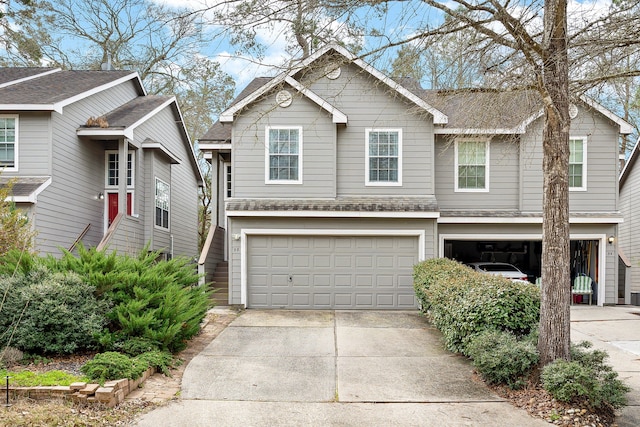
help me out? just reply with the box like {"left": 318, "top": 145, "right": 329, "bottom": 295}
{"left": 247, "top": 235, "right": 419, "bottom": 309}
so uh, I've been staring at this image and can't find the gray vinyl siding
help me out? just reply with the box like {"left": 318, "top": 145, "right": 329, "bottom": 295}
{"left": 435, "top": 135, "right": 519, "bottom": 209}
{"left": 32, "top": 80, "right": 140, "bottom": 255}
{"left": 134, "top": 105, "right": 199, "bottom": 259}
{"left": 232, "top": 93, "right": 336, "bottom": 198}
{"left": 521, "top": 107, "right": 620, "bottom": 213}
{"left": 13, "top": 112, "right": 52, "bottom": 175}
{"left": 304, "top": 64, "right": 435, "bottom": 196}
{"left": 227, "top": 217, "right": 437, "bottom": 305}
{"left": 620, "top": 163, "right": 640, "bottom": 296}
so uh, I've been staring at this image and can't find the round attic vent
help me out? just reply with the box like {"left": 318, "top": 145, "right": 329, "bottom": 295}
{"left": 569, "top": 103, "right": 578, "bottom": 119}
{"left": 276, "top": 90, "right": 293, "bottom": 108}
{"left": 325, "top": 66, "right": 341, "bottom": 80}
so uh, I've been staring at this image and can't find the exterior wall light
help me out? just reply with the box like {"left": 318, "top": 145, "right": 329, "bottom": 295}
{"left": 98, "top": 192, "right": 105, "bottom": 200}
{"left": 608, "top": 236, "right": 615, "bottom": 245}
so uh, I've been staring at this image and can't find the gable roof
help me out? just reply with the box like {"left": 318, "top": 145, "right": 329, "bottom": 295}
{"left": 0, "top": 69, "right": 144, "bottom": 113}
{"left": 0, "top": 176, "right": 52, "bottom": 203}
{"left": 76, "top": 95, "right": 205, "bottom": 186}
{"left": 218, "top": 44, "right": 448, "bottom": 125}
{"left": 0, "top": 67, "right": 59, "bottom": 88}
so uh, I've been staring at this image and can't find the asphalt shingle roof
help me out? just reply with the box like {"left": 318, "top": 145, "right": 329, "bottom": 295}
{"left": 227, "top": 197, "right": 438, "bottom": 213}
{"left": 0, "top": 67, "right": 57, "bottom": 86}
{"left": 99, "top": 95, "right": 171, "bottom": 128}
{"left": 0, "top": 176, "right": 49, "bottom": 197}
{"left": 0, "top": 69, "right": 136, "bottom": 105}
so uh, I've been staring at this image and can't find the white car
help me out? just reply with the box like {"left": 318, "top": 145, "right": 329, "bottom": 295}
{"left": 466, "top": 262, "right": 530, "bottom": 283}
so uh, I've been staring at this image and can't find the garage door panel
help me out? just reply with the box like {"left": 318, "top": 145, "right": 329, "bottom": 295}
{"left": 247, "top": 235, "right": 419, "bottom": 309}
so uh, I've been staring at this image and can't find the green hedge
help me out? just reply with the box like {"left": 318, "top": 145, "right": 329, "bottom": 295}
{"left": 413, "top": 258, "right": 540, "bottom": 354}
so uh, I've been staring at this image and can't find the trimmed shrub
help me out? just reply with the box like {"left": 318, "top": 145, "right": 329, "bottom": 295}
{"left": 136, "top": 350, "right": 177, "bottom": 376}
{"left": 81, "top": 352, "right": 148, "bottom": 383}
{"left": 413, "top": 258, "right": 540, "bottom": 354}
{"left": 542, "top": 341, "right": 630, "bottom": 409}
{"left": 466, "top": 329, "right": 539, "bottom": 389}
{"left": 0, "top": 266, "right": 110, "bottom": 354}
{"left": 48, "top": 245, "right": 211, "bottom": 353}
{"left": 116, "top": 337, "right": 161, "bottom": 356}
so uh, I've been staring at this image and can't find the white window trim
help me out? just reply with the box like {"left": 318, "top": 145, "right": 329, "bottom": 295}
{"left": 569, "top": 136, "right": 587, "bottom": 191}
{"left": 365, "top": 128, "right": 403, "bottom": 186}
{"left": 0, "top": 114, "right": 18, "bottom": 171}
{"left": 454, "top": 139, "right": 490, "bottom": 192}
{"left": 264, "top": 126, "right": 303, "bottom": 184}
{"left": 154, "top": 177, "right": 170, "bottom": 230}
{"left": 105, "top": 150, "right": 135, "bottom": 189}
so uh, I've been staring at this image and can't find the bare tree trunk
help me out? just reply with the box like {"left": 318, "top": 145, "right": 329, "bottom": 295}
{"left": 538, "top": 0, "right": 571, "bottom": 366}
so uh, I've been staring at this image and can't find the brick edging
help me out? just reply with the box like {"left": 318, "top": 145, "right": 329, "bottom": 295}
{"left": 8, "top": 366, "right": 156, "bottom": 408}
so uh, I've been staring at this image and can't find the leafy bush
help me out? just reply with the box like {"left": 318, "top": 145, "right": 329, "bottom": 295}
{"left": 0, "top": 346, "right": 23, "bottom": 367}
{"left": 542, "top": 341, "right": 630, "bottom": 409}
{"left": 466, "top": 329, "right": 539, "bottom": 389}
{"left": 81, "top": 352, "right": 148, "bottom": 383}
{"left": 35, "top": 244, "right": 210, "bottom": 353}
{"left": 0, "top": 177, "right": 37, "bottom": 256}
{"left": 413, "top": 258, "right": 540, "bottom": 354}
{"left": 0, "top": 266, "right": 110, "bottom": 354}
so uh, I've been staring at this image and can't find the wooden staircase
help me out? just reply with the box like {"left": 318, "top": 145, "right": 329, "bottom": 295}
{"left": 210, "top": 261, "right": 229, "bottom": 306}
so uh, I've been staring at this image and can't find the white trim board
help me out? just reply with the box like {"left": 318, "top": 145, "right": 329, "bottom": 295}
{"left": 227, "top": 210, "right": 440, "bottom": 219}
{"left": 238, "top": 228, "right": 427, "bottom": 306}
{"left": 437, "top": 216, "right": 623, "bottom": 224}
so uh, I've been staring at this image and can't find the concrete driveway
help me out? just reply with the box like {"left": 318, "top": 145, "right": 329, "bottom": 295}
{"left": 136, "top": 310, "right": 548, "bottom": 426}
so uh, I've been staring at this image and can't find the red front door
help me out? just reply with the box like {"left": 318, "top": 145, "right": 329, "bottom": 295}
{"left": 107, "top": 192, "right": 132, "bottom": 225}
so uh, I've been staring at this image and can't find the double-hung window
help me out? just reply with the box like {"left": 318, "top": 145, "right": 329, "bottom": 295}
{"left": 0, "top": 115, "right": 17, "bottom": 170}
{"left": 455, "top": 140, "right": 489, "bottom": 191}
{"left": 366, "top": 129, "right": 402, "bottom": 185}
{"left": 265, "top": 127, "right": 302, "bottom": 183}
{"left": 155, "top": 178, "right": 170, "bottom": 229}
{"left": 569, "top": 137, "right": 587, "bottom": 191}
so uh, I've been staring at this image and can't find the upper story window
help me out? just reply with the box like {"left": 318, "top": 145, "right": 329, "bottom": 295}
{"left": 569, "top": 137, "right": 587, "bottom": 191}
{"left": 366, "top": 129, "right": 402, "bottom": 186}
{"left": 155, "top": 178, "right": 170, "bottom": 229}
{"left": 455, "top": 140, "right": 489, "bottom": 192}
{"left": 105, "top": 150, "right": 135, "bottom": 188}
{"left": 265, "top": 126, "right": 302, "bottom": 184}
{"left": 0, "top": 115, "right": 17, "bottom": 170}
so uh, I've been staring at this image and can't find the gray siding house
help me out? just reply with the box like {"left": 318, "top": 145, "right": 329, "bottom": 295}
{"left": 199, "top": 45, "right": 631, "bottom": 309}
{"left": 619, "top": 137, "right": 640, "bottom": 304}
{"left": 0, "top": 67, "right": 203, "bottom": 259}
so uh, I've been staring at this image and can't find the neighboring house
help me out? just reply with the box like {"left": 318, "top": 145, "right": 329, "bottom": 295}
{"left": 198, "top": 44, "right": 631, "bottom": 309}
{"left": 0, "top": 67, "right": 203, "bottom": 259}
{"left": 619, "top": 137, "right": 640, "bottom": 304}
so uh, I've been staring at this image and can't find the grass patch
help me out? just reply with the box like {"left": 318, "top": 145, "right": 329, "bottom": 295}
{"left": 0, "top": 369, "right": 87, "bottom": 386}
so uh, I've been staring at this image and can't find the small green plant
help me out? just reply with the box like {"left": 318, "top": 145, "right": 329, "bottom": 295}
{"left": 116, "top": 337, "right": 161, "bottom": 356}
{"left": 0, "top": 369, "right": 87, "bottom": 386}
{"left": 466, "top": 329, "right": 539, "bottom": 389}
{"left": 136, "top": 350, "right": 176, "bottom": 376}
{"left": 81, "top": 352, "right": 148, "bottom": 383}
{"left": 541, "top": 341, "right": 630, "bottom": 409}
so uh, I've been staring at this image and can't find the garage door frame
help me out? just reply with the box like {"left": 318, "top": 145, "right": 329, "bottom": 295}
{"left": 439, "top": 232, "right": 608, "bottom": 306}
{"left": 239, "top": 228, "right": 427, "bottom": 306}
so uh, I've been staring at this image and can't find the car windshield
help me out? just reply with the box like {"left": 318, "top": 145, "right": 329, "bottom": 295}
{"left": 480, "top": 264, "right": 519, "bottom": 272}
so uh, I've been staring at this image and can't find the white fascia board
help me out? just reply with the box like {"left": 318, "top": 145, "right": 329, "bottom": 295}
{"left": 198, "top": 143, "right": 232, "bottom": 151}
{"left": 53, "top": 72, "right": 142, "bottom": 113}
{"left": 620, "top": 136, "right": 640, "bottom": 182}
{"left": 284, "top": 76, "right": 348, "bottom": 124}
{"left": 0, "top": 68, "right": 62, "bottom": 89}
{"left": 226, "top": 210, "right": 439, "bottom": 219}
{"left": 0, "top": 104, "right": 57, "bottom": 112}
{"left": 580, "top": 96, "right": 634, "bottom": 134}
{"left": 438, "top": 215, "right": 623, "bottom": 224}
{"left": 76, "top": 128, "right": 129, "bottom": 139}
{"left": 126, "top": 97, "right": 175, "bottom": 134}
{"left": 141, "top": 141, "right": 182, "bottom": 163}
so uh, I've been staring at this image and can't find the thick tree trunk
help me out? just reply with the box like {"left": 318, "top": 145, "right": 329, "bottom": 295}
{"left": 538, "top": 0, "right": 572, "bottom": 366}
